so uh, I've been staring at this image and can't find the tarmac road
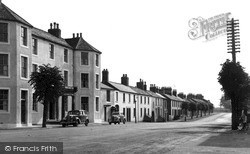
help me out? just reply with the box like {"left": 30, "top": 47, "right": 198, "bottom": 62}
{"left": 0, "top": 113, "right": 237, "bottom": 154}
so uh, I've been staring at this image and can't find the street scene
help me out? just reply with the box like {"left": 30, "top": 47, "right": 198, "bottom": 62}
{"left": 1, "top": 0, "right": 250, "bottom": 153}
{"left": 1, "top": 112, "right": 249, "bottom": 154}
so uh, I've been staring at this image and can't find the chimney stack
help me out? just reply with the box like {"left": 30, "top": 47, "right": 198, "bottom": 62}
{"left": 102, "top": 69, "right": 109, "bottom": 83}
{"left": 136, "top": 79, "right": 145, "bottom": 90}
{"left": 150, "top": 84, "right": 157, "bottom": 93}
{"left": 48, "top": 22, "right": 61, "bottom": 38}
{"left": 143, "top": 82, "right": 147, "bottom": 91}
{"left": 121, "top": 74, "right": 129, "bottom": 86}
{"left": 173, "top": 89, "right": 177, "bottom": 96}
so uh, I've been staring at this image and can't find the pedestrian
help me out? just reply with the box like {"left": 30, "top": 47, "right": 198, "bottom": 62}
{"left": 240, "top": 109, "right": 248, "bottom": 131}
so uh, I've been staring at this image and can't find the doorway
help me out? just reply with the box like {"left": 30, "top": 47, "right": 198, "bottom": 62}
{"left": 126, "top": 108, "right": 131, "bottom": 122}
{"left": 21, "top": 90, "right": 28, "bottom": 124}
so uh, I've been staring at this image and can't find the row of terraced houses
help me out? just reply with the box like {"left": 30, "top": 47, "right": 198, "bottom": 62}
{"left": 0, "top": 1, "right": 213, "bottom": 128}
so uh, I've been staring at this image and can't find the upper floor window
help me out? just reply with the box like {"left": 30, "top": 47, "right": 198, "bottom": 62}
{"left": 116, "top": 92, "right": 118, "bottom": 102}
{"left": 81, "top": 52, "right": 88, "bottom": 65}
{"left": 32, "top": 38, "right": 38, "bottom": 55}
{"left": 123, "top": 93, "right": 125, "bottom": 102}
{"left": 0, "top": 54, "right": 9, "bottom": 77}
{"left": 0, "top": 23, "right": 8, "bottom": 43}
{"left": 21, "top": 26, "right": 27, "bottom": 46}
{"left": 95, "top": 54, "right": 99, "bottom": 67}
{"left": 49, "top": 44, "right": 54, "bottom": 59}
{"left": 64, "top": 70, "right": 68, "bottom": 86}
{"left": 21, "top": 56, "right": 28, "bottom": 78}
{"left": 106, "top": 90, "right": 110, "bottom": 102}
{"left": 129, "top": 94, "right": 131, "bottom": 103}
{"left": 96, "top": 74, "right": 99, "bottom": 89}
{"left": 81, "top": 73, "right": 89, "bottom": 88}
{"left": 0, "top": 89, "right": 9, "bottom": 111}
{"left": 64, "top": 49, "right": 68, "bottom": 63}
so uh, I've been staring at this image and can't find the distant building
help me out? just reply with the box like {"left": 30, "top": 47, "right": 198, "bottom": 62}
{"left": 0, "top": 1, "right": 101, "bottom": 127}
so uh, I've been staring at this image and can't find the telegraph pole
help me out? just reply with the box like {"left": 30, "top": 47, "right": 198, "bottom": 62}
{"left": 227, "top": 18, "right": 240, "bottom": 63}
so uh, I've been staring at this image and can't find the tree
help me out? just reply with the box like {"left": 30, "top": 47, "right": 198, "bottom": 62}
{"left": 218, "top": 59, "right": 250, "bottom": 130}
{"left": 188, "top": 102, "right": 196, "bottom": 119}
{"left": 181, "top": 101, "right": 189, "bottom": 121}
{"left": 29, "top": 64, "right": 65, "bottom": 128}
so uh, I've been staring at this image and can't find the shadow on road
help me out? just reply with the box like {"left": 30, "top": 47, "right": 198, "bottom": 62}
{"left": 198, "top": 126, "right": 250, "bottom": 148}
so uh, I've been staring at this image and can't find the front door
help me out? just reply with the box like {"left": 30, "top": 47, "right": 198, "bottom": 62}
{"left": 126, "top": 108, "right": 131, "bottom": 122}
{"left": 104, "top": 107, "right": 107, "bottom": 121}
{"left": 21, "top": 90, "right": 27, "bottom": 124}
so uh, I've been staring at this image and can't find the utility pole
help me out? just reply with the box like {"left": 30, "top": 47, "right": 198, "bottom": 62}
{"left": 227, "top": 18, "right": 240, "bottom": 63}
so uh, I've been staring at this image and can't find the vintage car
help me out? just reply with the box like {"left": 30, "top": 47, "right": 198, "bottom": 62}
{"left": 60, "top": 110, "right": 89, "bottom": 127}
{"left": 108, "top": 112, "right": 126, "bottom": 125}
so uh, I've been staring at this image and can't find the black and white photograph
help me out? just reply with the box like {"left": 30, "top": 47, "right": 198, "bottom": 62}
{"left": 0, "top": 0, "right": 250, "bottom": 153}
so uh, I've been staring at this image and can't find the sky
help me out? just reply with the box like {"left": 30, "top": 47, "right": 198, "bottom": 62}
{"left": 3, "top": 0, "right": 250, "bottom": 107}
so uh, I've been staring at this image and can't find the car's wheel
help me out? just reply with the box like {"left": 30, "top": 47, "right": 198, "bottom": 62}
{"left": 118, "top": 121, "right": 120, "bottom": 124}
{"left": 114, "top": 122, "right": 116, "bottom": 125}
{"left": 85, "top": 120, "right": 89, "bottom": 126}
{"left": 73, "top": 122, "right": 78, "bottom": 127}
{"left": 123, "top": 119, "right": 126, "bottom": 124}
{"left": 62, "top": 124, "right": 66, "bottom": 127}
{"left": 109, "top": 122, "right": 111, "bottom": 125}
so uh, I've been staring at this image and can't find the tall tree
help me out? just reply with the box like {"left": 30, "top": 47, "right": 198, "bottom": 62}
{"left": 29, "top": 64, "right": 65, "bottom": 127}
{"left": 188, "top": 102, "right": 196, "bottom": 119}
{"left": 218, "top": 59, "right": 250, "bottom": 130}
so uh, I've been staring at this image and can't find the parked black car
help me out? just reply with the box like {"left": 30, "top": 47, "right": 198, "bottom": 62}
{"left": 108, "top": 112, "right": 126, "bottom": 125}
{"left": 60, "top": 110, "right": 89, "bottom": 127}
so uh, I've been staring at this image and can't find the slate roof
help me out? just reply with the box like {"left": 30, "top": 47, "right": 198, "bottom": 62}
{"left": 107, "top": 82, "right": 136, "bottom": 94}
{"left": 156, "top": 93, "right": 166, "bottom": 99}
{"left": 0, "top": 2, "right": 32, "bottom": 27}
{"left": 147, "top": 90, "right": 161, "bottom": 98}
{"left": 32, "top": 27, "right": 72, "bottom": 48}
{"left": 162, "top": 93, "right": 182, "bottom": 102}
{"left": 129, "top": 87, "right": 150, "bottom": 96}
{"left": 65, "top": 37, "right": 101, "bottom": 54}
{"left": 101, "top": 83, "right": 114, "bottom": 90}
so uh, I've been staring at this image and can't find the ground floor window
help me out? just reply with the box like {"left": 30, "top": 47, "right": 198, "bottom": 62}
{"left": 96, "top": 97, "right": 99, "bottom": 112}
{"left": 32, "top": 93, "right": 38, "bottom": 112}
{"left": 140, "top": 108, "right": 142, "bottom": 117}
{"left": 0, "top": 89, "right": 8, "bottom": 111}
{"left": 81, "top": 97, "right": 89, "bottom": 112}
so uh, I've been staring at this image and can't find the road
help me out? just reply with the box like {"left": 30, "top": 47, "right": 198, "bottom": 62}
{"left": 0, "top": 113, "right": 233, "bottom": 153}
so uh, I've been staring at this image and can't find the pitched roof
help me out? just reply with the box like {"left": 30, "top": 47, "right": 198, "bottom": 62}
{"left": 32, "top": 27, "right": 72, "bottom": 48}
{"left": 147, "top": 90, "right": 161, "bottom": 98}
{"left": 162, "top": 93, "right": 182, "bottom": 102}
{"left": 101, "top": 83, "right": 114, "bottom": 90}
{"left": 129, "top": 87, "right": 150, "bottom": 96}
{"left": 108, "top": 82, "right": 136, "bottom": 94}
{"left": 65, "top": 37, "right": 101, "bottom": 53}
{"left": 0, "top": 2, "right": 32, "bottom": 27}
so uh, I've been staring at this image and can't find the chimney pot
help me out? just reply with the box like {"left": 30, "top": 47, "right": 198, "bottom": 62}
{"left": 73, "top": 33, "right": 75, "bottom": 38}
{"left": 57, "top": 24, "right": 59, "bottom": 29}
{"left": 77, "top": 33, "right": 79, "bottom": 37}
{"left": 50, "top": 23, "right": 53, "bottom": 29}
{"left": 53, "top": 22, "right": 56, "bottom": 29}
{"left": 80, "top": 33, "right": 82, "bottom": 38}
